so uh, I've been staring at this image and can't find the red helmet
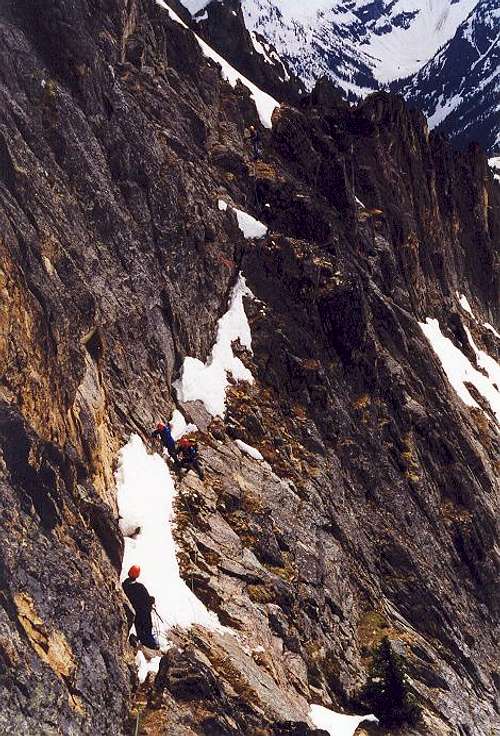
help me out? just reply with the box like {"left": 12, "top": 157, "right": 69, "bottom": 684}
{"left": 128, "top": 565, "right": 141, "bottom": 580}
{"left": 156, "top": 422, "right": 165, "bottom": 431}
{"left": 179, "top": 437, "right": 190, "bottom": 447}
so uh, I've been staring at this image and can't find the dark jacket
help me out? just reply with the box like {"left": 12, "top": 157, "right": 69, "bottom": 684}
{"left": 152, "top": 425, "right": 175, "bottom": 451}
{"left": 248, "top": 127, "right": 262, "bottom": 159}
{"left": 122, "top": 578, "right": 154, "bottom": 622}
{"left": 179, "top": 441, "right": 198, "bottom": 463}
{"left": 249, "top": 127, "right": 260, "bottom": 143}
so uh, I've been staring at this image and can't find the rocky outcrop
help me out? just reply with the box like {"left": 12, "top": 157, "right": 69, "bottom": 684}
{"left": 0, "top": 403, "right": 129, "bottom": 735}
{"left": 0, "top": 1, "right": 498, "bottom": 735}
{"left": 190, "top": 0, "right": 305, "bottom": 105}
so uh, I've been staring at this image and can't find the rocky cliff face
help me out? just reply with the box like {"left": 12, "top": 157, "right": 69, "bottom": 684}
{"left": 0, "top": 1, "right": 498, "bottom": 735}
{"left": 209, "top": 0, "right": 499, "bottom": 153}
{"left": 189, "top": 0, "right": 306, "bottom": 105}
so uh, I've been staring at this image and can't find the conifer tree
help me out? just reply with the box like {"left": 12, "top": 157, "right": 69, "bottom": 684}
{"left": 360, "top": 637, "right": 421, "bottom": 727}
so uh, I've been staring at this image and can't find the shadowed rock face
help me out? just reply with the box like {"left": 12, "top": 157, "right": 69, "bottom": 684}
{"left": 191, "top": 0, "right": 306, "bottom": 105}
{"left": 0, "top": 1, "right": 498, "bottom": 735}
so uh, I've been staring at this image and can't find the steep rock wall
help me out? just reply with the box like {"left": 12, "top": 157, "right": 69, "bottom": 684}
{"left": 0, "top": 1, "right": 498, "bottom": 734}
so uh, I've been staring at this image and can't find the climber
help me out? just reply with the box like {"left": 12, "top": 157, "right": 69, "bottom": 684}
{"left": 122, "top": 565, "right": 158, "bottom": 650}
{"left": 176, "top": 436, "right": 204, "bottom": 480}
{"left": 151, "top": 421, "right": 177, "bottom": 462}
{"left": 247, "top": 124, "right": 262, "bottom": 161}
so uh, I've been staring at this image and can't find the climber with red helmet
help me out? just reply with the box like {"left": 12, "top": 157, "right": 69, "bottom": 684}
{"left": 176, "top": 436, "right": 204, "bottom": 480}
{"left": 122, "top": 565, "right": 158, "bottom": 649}
{"left": 151, "top": 421, "right": 178, "bottom": 462}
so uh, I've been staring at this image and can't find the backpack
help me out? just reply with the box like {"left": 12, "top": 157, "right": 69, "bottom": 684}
{"left": 179, "top": 437, "right": 197, "bottom": 459}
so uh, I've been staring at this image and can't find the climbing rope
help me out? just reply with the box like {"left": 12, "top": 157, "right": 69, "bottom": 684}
{"left": 151, "top": 606, "right": 168, "bottom": 648}
{"left": 151, "top": 607, "right": 169, "bottom": 649}
{"left": 134, "top": 709, "right": 142, "bottom": 736}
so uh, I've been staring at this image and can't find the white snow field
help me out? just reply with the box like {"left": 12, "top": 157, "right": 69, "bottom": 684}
{"left": 234, "top": 207, "right": 268, "bottom": 238}
{"left": 489, "top": 157, "right": 500, "bottom": 182}
{"left": 457, "top": 292, "right": 474, "bottom": 317}
{"left": 363, "top": 0, "right": 479, "bottom": 84}
{"left": 169, "top": 408, "right": 198, "bottom": 440}
{"left": 484, "top": 323, "right": 500, "bottom": 339}
{"left": 156, "top": 0, "right": 279, "bottom": 127}
{"left": 235, "top": 438, "right": 264, "bottom": 460}
{"left": 464, "top": 326, "right": 500, "bottom": 394}
{"left": 180, "top": 0, "right": 212, "bottom": 13}
{"left": 175, "top": 274, "right": 254, "bottom": 416}
{"left": 310, "top": 704, "right": 378, "bottom": 736}
{"left": 456, "top": 291, "right": 500, "bottom": 341}
{"left": 240, "top": 0, "right": 479, "bottom": 87}
{"left": 218, "top": 199, "right": 268, "bottom": 238}
{"left": 117, "top": 434, "right": 223, "bottom": 679}
{"left": 419, "top": 318, "right": 500, "bottom": 425}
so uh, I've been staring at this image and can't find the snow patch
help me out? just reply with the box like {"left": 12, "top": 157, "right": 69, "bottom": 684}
{"left": 250, "top": 31, "right": 291, "bottom": 80}
{"left": 218, "top": 199, "right": 267, "bottom": 238}
{"left": 310, "top": 704, "right": 378, "bottom": 736}
{"left": 234, "top": 207, "right": 268, "bottom": 238}
{"left": 455, "top": 291, "right": 500, "bottom": 341}
{"left": 170, "top": 408, "right": 198, "bottom": 440}
{"left": 427, "top": 91, "right": 463, "bottom": 128}
{"left": 157, "top": 0, "right": 279, "bottom": 128}
{"left": 250, "top": 30, "right": 275, "bottom": 66}
{"left": 235, "top": 439, "right": 264, "bottom": 461}
{"left": 42, "top": 256, "right": 55, "bottom": 276}
{"left": 117, "top": 434, "right": 223, "bottom": 682}
{"left": 457, "top": 292, "right": 474, "bottom": 317}
{"left": 419, "top": 318, "right": 500, "bottom": 425}
{"left": 484, "top": 322, "right": 500, "bottom": 339}
{"left": 179, "top": 0, "right": 211, "bottom": 13}
{"left": 489, "top": 156, "right": 500, "bottom": 182}
{"left": 464, "top": 326, "right": 500, "bottom": 394}
{"left": 136, "top": 650, "right": 161, "bottom": 683}
{"left": 175, "top": 275, "right": 254, "bottom": 416}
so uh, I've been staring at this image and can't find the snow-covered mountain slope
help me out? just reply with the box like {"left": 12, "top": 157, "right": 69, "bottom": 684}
{"left": 157, "top": 0, "right": 280, "bottom": 127}
{"left": 490, "top": 157, "right": 500, "bottom": 180}
{"left": 181, "top": 0, "right": 479, "bottom": 89}
{"left": 397, "top": 0, "right": 499, "bottom": 153}
{"left": 180, "top": 0, "right": 304, "bottom": 105}
{"left": 180, "top": 0, "right": 497, "bottom": 150}
{"left": 239, "top": 0, "right": 480, "bottom": 90}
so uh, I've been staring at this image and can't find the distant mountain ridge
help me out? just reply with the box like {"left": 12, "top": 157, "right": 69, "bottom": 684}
{"left": 395, "top": 0, "right": 499, "bottom": 153}
{"left": 181, "top": 0, "right": 498, "bottom": 152}
{"left": 240, "top": 0, "right": 480, "bottom": 88}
